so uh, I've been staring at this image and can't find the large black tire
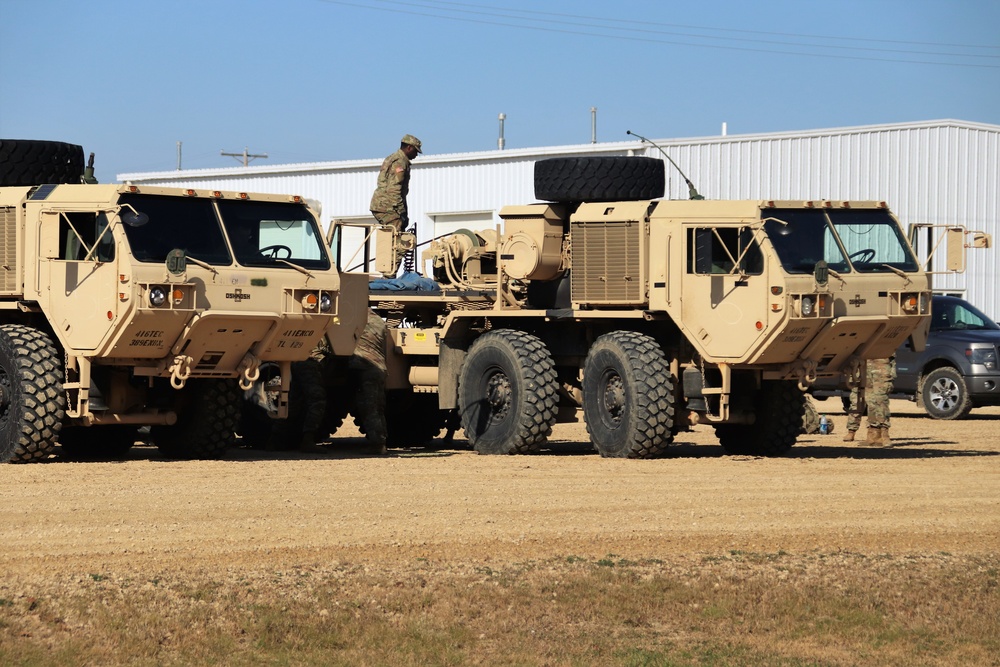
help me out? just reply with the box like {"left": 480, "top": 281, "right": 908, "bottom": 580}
{"left": 0, "top": 325, "right": 65, "bottom": 463}
{"left": 0, "top": 139, "right": 84, "bottom": 186}
{"left": 385, "top": 390, "right": 446, "bottom": 447}
{"left": 533, "top": 156, "right": 665, "bottom": 202}
{"left": 920, "top": 367, "right": 972, "bottom": 420}
{"left": 458, "top": 330, "right": 558, "bottom": 454}
{"left": 59, "top": 426, "right": 137, "bottom": 461}
{"left": 151, "top": 379, "right": 242, "bottom": 459}
{"left": 715, "top": 381, "right": 804, "bottom": 456}
{"left": 582, "top": 331, "right": 675, "bottom": 458}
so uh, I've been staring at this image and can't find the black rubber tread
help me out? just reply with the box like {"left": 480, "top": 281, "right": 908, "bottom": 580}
{"left": 385, "top": 390, "right": 446, "bottom": 447}
{"left": 0, "top": 325, "right": 65, "bottom": 463}
{"left": 458, "top": 329, "right": 559, "bottom": 455}
{"left": 151, "top": 379, "right": 242, "bottom": 459}
{"left": 0, "top": 139, "right": 85, "bottom": 186}
{"left": 59, "top": 425, "right": 137, "bottom": 461}
{"left": 919, "top": 366, "right": 973, "bottom": 420}
{"left": 582, "top": 331, "right": 675, "bottom": 458}
{"left": 715, "top": 381, "right": 804, "bottom": 456}
{"left": 533, "top": 156, "right": 665, "bottom": 202}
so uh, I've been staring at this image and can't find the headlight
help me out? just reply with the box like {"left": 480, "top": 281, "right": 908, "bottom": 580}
{"left": 149, "top": 286, "right": 167, "bottom": 307}
{"left": 319, "top": 293, "right": 333, "bottom": 313}
{"left": 301, "top": 293, "right": 318, "bottom": 310}
{"left": 800, "top": 296, "right": 814, "bottom": 316}
{"left": 968, "top": 347, "right": 998, "bottom": 370}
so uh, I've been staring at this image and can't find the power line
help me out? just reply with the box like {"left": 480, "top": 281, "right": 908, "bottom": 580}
{"left": 317, "top": 0, "right": 1000, "bottom": 69}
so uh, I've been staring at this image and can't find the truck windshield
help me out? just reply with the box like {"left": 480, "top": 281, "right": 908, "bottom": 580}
{"left": 763, "top": 208, "right": 918, "bottom": 275}
{"left": 216, "top": 199, "right": 330, "bottom": 270}
{"left": 119, "top": 193, "right": 232, "bottom": 264}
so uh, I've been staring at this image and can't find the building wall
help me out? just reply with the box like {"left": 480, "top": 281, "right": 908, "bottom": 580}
{"left": 119, "top": 119, "right": 1000, "bottom": 317}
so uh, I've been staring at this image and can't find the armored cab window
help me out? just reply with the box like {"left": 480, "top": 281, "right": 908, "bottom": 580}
{"left": 59, "top": 211, "right": 114, "bottom": 262}
{"left": 119, "top": 194, "right": 231, "bottom": 265}
{"left": 764, "top": 208, "right": 918, "bottom": 275}
{"left": 688, "top": 227, "right": 764, "bottom": 275}
{"left": 217, "top": 199, "right": 330, "bottom": 270}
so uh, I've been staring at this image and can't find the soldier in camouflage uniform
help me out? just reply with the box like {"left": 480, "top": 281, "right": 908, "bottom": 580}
{"left": 370, "top": 134, "right": 421, "bottom": 276}
{"left": 349, "top": 310, "right": 389, "bottom": 454}
{"left": 844, "top": 357, "right": 896, "bottom": 447}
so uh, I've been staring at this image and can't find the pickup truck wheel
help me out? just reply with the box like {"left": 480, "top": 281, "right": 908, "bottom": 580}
{"left": 534, "top": 156, "right": 665, "bottom": 202}
{"left": 459, "top": 330, "right": 558, "bottom": 454}
{"left": 920, "top": 367, "right": 972, "bottom": 420}
{"left": 582, "top": 331, "right": 675, "bottom": 458}
{"left": 0, "top": 139, "right": 85, "bottom": 186}
{"left": 0, "top": 325, "right": 65, "bottom": 463}
{"left": 152, "top": 379, "right": 241, "bottom": 459}
{"left": 59, "top": 426, "right": 137, "bottom": 461}
{"left": 715, "top": 381, "right": 803, "bottom": 456}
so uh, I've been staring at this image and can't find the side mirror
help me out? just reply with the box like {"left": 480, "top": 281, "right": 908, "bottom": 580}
{"left": 122, "top": 210, "right": 149, "bottom": 227}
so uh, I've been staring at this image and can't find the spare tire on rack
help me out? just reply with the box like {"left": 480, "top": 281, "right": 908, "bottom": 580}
{"left": 533, "top": 156, "right": 664, "bottom": 203}
{"left": 0, "top": 139, "right": 85, "bottom": 186}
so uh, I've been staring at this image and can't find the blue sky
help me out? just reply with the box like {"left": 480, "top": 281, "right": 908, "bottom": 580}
{"left": 2, "top": 0, "right": 998, "bottom": 181}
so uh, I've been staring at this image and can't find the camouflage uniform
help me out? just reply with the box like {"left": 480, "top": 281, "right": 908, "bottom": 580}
{"left": 370, "top": 134, "right": 422, "bottom": 233}
{"left": 370, "top": 135, "right": 421, "bottom": 276}
{"left": 349, "top": 311, "right": 389, "bottom": 453}
{"left": 845, "top": 357, "right": 896, "bottom": 446}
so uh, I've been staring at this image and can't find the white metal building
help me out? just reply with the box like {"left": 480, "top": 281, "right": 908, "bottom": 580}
{"left": 119, "top": 119, "right": 1000, "bottom": 317}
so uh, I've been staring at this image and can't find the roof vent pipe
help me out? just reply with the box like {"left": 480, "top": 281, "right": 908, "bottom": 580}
{"left": 498, "top": 113, "right": 506, "bottom": 150}
{"left": 591, "top": 107, "right": 597, "bottom": 143}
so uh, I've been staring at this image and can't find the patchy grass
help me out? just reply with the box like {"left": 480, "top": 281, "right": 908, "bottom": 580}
{"left": 2, "top": 551, "right": 998, "bottom": 666}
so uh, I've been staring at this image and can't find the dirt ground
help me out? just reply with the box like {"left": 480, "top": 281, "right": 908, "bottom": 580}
{"left": 2, "top": 398, "right": 998, "bottom": 579}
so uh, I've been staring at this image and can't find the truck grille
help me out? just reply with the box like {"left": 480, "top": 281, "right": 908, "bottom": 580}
{"left": 0, "top": 208, "right": 17, "bottom": 294}
{"left": 570, "top": 220, "right": 645, "bottom": 305}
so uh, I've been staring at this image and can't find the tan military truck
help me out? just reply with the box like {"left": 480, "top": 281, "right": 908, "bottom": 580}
{"left": 0, "top": 140, "right": 367, "bottom": 462}
{"left": 335, "top": 156, "right": 933, "bottom": 457}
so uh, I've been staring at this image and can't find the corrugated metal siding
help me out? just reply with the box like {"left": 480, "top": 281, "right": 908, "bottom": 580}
{"left": 120, "top": 120, "right": 1000, "bottom": 318}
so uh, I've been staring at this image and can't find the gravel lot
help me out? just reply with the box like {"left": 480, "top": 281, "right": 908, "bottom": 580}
{"left": 3, "top": 398, "right": 998, "bottom": 579}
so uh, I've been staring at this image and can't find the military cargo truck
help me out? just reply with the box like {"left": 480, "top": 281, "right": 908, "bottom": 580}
{"left": 335, "top": 156, "right": 933, "bottom": 457}
{"left": 0, "top": 140, "right": 367, "bottom": 462}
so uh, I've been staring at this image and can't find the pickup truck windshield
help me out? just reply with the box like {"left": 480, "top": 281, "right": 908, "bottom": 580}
{"left": 764, "top": 208, "right": 919, "bottom": 275}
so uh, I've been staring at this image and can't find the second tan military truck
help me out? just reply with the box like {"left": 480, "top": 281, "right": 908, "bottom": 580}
{"left": 334, "top": 156, "right": 933, "bottom": 457}
{"left": 0, "top": 140, "right": 368, "bottom": 462}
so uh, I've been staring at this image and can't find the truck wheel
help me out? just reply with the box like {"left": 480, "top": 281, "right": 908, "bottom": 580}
{"left": 920, "top": 367, "right": 972, "bottom": 420}
{"left": 459, "top": 330, "right": 558, "bottom": 454}
{"left": 0, "top": 139, "right": 85, "bottom": 186}
{"left": 59, "top": 426, "right": 137, "bottom": 461}
{"left": 152, "top": 379, "right": 242, "bottom": 459}
{"left": 534, "top": 157, "right": 665, "bottom": 202}
{"left": 715, "top": 380, "right": 803, "bottom": 456}
{"left": 0, "top": 325, "right": 65, "bottom": 463}
{"left": 582, "top": 331, "right": 675, "bottom": 458}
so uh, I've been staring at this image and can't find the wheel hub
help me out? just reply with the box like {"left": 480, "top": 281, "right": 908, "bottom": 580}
{"left": 930, "top": 378, "right": 959, "bottom": 410}
{"left": 602, "top": 372, "right": 625, "bottom": 424}
{"left": 485, "top": 370, "right": 512, "bottom": 423}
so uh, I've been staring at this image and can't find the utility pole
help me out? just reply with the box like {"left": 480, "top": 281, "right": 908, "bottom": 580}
{"left": 221, "top": 146, "right": 268, "bottom": 167}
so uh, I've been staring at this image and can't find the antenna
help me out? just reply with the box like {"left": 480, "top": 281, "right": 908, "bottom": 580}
{"left": 626, "top": 130, "right": 704, "bottom": 200}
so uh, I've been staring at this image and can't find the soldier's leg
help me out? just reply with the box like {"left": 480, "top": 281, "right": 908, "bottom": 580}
{"left": 844, "top": 387, "right": 865, "bottom": 441}
{"left": 353, "top": 359, "right": 387, "bottom": 453}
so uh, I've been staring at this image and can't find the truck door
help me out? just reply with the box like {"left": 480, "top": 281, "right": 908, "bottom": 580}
{"left": 38, "top": 210, "right": 120, "bottom": 351}
{"left": 681, "top": 224, "right": 770, "bottom": 359}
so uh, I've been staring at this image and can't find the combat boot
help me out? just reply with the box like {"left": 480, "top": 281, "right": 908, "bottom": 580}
{"left": 880, "top": 428, "right": 891, "bottom": 447}
{"left": 859, "top": 427, "right": 882, "bottom": 447}
{"left": 843, "top": 430, "right": 856, "bottom": 442}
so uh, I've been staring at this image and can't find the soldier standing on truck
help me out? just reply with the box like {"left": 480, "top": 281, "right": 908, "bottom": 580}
{"left": 843, "top": 357, "right": 896, "bottom": 447}
{"left": 370, "top": 134, "right": 421, "bottom": 276}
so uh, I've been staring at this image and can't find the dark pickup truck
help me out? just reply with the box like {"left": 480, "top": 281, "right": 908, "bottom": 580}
{"left": 814, "top": 295, "right": 1000, "bottom": 420}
